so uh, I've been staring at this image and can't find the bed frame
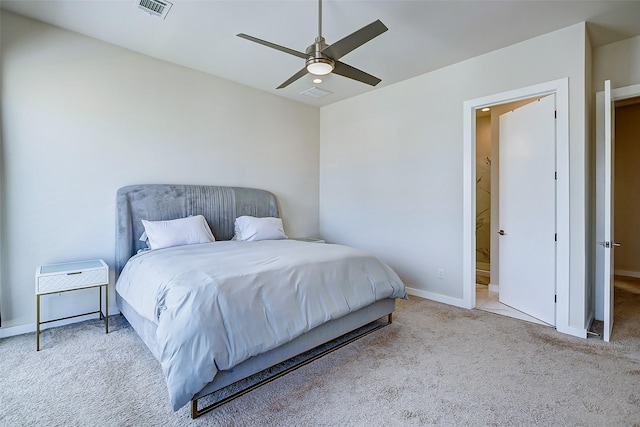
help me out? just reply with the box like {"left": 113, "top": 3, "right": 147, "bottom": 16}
{"left": 115, "top": 184, "right": 395, "bottom": 418}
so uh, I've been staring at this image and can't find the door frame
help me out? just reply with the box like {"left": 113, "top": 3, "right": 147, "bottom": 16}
{"left": 594, "top": 82, "right": 640, "bottom": 335}
{"left": 462, "top": 78, "right": 571, "bottom": 334}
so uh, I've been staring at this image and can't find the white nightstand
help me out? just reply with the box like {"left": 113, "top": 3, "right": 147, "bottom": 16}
{"left": 35, "top": 259, "right": 109, "bottom": 351}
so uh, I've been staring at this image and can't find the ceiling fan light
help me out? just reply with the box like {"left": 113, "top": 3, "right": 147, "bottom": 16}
{"left": 306, "top": 58, "right": 334, "bottom": 76}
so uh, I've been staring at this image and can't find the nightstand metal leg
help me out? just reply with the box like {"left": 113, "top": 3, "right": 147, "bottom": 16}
{"left": 105, "top": 284, "right": 109, "bottom": 333}
{"left": 36, "top": 294, "right": 41, "bottom": 351}
{"left": 98, "top": 284, "right": 109, "bottom": 333}
{"left": 99, "top": 285, "right": 102, "bottom": 321}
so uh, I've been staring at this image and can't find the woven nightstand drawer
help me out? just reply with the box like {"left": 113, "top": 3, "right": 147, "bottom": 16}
{"left": 36, "top": 259, "right": 108, "bottom": 294}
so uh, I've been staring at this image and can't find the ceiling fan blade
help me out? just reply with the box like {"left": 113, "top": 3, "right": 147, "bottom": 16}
{"left": 322, "top": 20, "right": 388, "bottom": 60}
{"left": 277, "top": 68, "right": 308, "bottom": 89}
{"left": 333, "top": 61, "right": 381, "bottom": 86}
{"left": 237, "top": 33, "right": 307, "bottom": 59}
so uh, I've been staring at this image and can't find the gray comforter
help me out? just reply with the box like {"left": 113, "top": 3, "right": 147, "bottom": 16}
{"left": 116, "top": 240, "right": 406, "bottom": 410}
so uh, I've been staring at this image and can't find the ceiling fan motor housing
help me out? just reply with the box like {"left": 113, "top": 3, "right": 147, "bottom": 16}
{"left": 305, "top": 37, "right": 335, "bottom": 75}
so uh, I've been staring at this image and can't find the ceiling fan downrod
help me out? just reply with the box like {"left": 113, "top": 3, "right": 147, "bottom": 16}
{"left": 318, "top": 0, "right": 323, "bottom": 39}
{"left": 306, "top": 0, "right": 335, "bottom": 75}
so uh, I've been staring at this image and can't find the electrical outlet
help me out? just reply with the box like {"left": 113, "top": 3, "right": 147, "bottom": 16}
{"left": 438, "top": 268, "right": 444, "bottom": 279}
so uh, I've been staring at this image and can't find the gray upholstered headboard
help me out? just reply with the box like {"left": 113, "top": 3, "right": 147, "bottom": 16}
{"left": 116, "top": 184, "right": 279, "bottom": 275}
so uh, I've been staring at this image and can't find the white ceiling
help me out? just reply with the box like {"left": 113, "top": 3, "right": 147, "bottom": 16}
{"left": 3, "top": 0, "right": 640, "bottom": 107}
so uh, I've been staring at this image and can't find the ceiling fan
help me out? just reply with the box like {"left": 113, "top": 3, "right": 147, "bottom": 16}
{"left": 237, "top": 0, "right": 388, "bottom": 89}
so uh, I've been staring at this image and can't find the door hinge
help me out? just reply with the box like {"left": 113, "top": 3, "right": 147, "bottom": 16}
{"left": 555, "top": 233, "right": 557, "bottom": 242}
{"left": 555, "top": 295, "right": 557, "bottom": 303}
{"left": 554, "top": 110, "right": 557, "bottom": 119}
{"left": 555, "top": 171, "right": 557, "bottom": 180}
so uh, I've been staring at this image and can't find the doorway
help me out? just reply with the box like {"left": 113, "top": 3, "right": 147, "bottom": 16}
{"left": 594, "top": 87, "right": 640, "bottom": 341}
{"left": 463, "top": 78, "right": 572, "bottom": 335}
{"left": 474, "top": 96, "right": 554, "bottom": 326}
{"left": 613, "top": 97, "right": 640, "bottom": 279}
{"left": 613, "top": 97, "right": 640, "bottom": 282}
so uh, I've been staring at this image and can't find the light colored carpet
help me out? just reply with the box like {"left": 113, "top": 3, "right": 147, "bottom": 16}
{"left": 1, "top": 291, "right": 639, "bottom": 426}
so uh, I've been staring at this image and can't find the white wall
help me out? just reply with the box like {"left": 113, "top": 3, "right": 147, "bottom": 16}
{"left": 320, "top": 23, "right": 589, "bottom": 328}
{"left": 593, "top": 35, "right": 640, "bottom": 92}
{"left": 0, "top": 12, "right": 320, "bottom": 331}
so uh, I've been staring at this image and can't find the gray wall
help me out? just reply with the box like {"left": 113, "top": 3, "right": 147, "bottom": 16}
{"left": 320, "top": 23, "right": 590, "bottom": 331}
{"left": 4, "top": 11, "right": 640, "bottom": 337}
{"left": 0, "top": 12, "right": 320, "bottom": 331}
{"left": 592, "top": 35, "right": 640, "bottom": 92}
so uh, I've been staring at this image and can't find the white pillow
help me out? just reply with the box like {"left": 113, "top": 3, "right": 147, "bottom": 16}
{"left": 141, "top": 215, "right": 215, "bottom": 250}
{"left": 233, "top": 216, "right": 287, "bottom": 241}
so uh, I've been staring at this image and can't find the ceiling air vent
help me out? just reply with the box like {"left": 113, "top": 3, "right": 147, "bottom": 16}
{"left": 135, "top": 0, "right": 173, "bottom": 19}
{"left": 301, "top": 87, "right": 332, "bottom": 99}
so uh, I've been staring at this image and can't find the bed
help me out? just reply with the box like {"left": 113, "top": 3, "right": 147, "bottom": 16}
{"left": 115, "top": 184, "right": 406, "bottom": 418}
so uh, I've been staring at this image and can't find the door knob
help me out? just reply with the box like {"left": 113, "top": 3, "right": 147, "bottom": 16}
{"left": 498, "top": 230, "right": 506, "bottom": 235}
{"left": 597, "top": 241, "right": 621, "bottom": 248}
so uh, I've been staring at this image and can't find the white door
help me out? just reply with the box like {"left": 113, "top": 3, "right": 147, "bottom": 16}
{"left": 602, "top": 80, "right": 616, "bottom": 342}
{"left": 498, "top": 95, "right": 556, "bottom": 325}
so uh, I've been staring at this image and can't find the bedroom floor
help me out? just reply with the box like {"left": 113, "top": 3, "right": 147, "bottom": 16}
{"left": 475, "top": 283, "right": 550, "bottom": 326}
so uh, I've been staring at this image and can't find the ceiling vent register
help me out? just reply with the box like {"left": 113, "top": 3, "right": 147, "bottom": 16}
{"left": 301, "top": 87, "right": 332, "bottom": 99}
{"left": 136, "top": 0, "right": 172, "bottom": 19}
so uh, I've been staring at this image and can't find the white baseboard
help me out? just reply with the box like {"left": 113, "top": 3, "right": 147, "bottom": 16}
{"left": 0, "top": 323, "right": 35, "bottom": 339}
{"left": 0, "top": 310, "right": 119, "bottom": 339}
{"left": 405, "top": 286, "right": 467, "bottom": 308}
{"left": 406, "top": 287, "right": 588, "bottom": 339}
{"left": 614, "top": 269, "right": 640, "bottom": 279}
